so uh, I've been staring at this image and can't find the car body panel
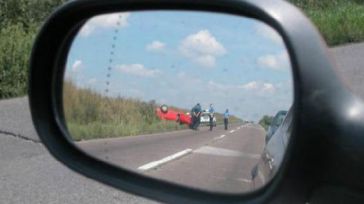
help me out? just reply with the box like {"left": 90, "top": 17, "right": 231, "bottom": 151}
{"left": 251, "top": 108, "right": 293, "bottom": 190}
{"left": 265, "top": 110, "right": 288, "bottom": 144}
{"left": 200, "top": 111, "right": 216, "bottom": 126}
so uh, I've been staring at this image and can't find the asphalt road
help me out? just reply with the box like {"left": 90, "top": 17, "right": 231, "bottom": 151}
{"left": 0, "top": 98, "right": 157, "bottom": 203}
{"left": 0, "top": 42, "right": 363, "bottom": 203}
{"left": 331, "top": 42, "right": 364, "bottom": 100}
{"left": 78, "top": 124, "right": 265, "bottom": 193}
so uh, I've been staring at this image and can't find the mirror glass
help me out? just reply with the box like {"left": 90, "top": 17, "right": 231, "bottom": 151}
{"left": 63, "top": 11, "right": 293, "bottom": 193}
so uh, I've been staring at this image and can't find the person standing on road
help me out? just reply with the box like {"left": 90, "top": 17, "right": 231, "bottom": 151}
{"left": 224, "top": 109, "right": 229, "bottom": 130}
{"left": 208, "top": 104, "right": 215, "bottom": 131}
{"left": 195, "top": 103, "right": 202, "bottom": 129}
{"left": 190, "top": 103, "right": 202, "bottom": 130}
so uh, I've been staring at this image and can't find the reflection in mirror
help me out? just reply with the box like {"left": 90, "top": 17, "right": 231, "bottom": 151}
{"left": 63, "top": 11, "right": 293, "bottom": 193}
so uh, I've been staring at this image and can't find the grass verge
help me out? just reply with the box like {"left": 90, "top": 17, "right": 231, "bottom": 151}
{"left": 289, "top": 0, "right": 364, "bottom": 46}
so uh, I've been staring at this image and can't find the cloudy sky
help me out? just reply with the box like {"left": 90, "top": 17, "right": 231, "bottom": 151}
{"left": 65, "top": 11, "right": 293, "bottom": 121}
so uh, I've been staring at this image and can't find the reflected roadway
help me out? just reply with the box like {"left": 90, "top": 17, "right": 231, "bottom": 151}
{"left": 78, "top": 123, "right": 265, "bottom": 193}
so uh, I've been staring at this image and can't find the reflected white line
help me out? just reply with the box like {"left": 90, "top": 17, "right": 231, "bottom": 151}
{"left": 213, "top": 135, "right": 226, "bottom": 140}
{"left": 237, "top": 178, "right": 252, "bottom": 183}
{"left": 138, "top": 149, "right": 192, "bottom": 171}
{"left": 214, "top": 176, "right": 252, "bottom": 184}
{"left": 194, "top": 146, "right": 260, "bottom": 159}
{"left": 258, "top": 169, "right": 266, "bottom": 184}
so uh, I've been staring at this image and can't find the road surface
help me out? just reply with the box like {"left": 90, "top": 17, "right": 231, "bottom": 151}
{"left": 331, "top": 42, "right": 364, "bottom": 100}
{"left": 0, "top": 98, "right": 157, "bottom": 204}
{"left": 78, "top": 124, "right": 265, "bottom": 193}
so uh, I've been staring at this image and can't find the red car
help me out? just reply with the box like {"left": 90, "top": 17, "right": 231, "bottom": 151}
{"left": 155, "top": 105, "right": 192, "bottom": 126}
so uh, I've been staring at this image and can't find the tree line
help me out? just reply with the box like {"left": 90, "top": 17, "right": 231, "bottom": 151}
{"left": 0, "top": 0, "right": 66, "bottom": 98}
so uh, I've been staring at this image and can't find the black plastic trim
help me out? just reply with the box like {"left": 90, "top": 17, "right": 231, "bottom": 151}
{"left": 29, "top": 0, "right": 364, "bottom": 203}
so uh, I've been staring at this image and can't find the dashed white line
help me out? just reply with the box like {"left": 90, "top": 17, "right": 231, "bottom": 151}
{"left": 138, "top": 149, "right": 192, "bottom": 171}
{"left": 214, "top": 134, "right": 226, "bottom": 140}
{"left": 258, "top": 169, "right": 266, "bottom": 184}
{"left": 229, "top": 130, "right": 235, "bottom": 133}
{"left": 194, "top": 146, "right": 260, "bottom": 159}
{"left": 237, "top": 178, "right": 252, "bottom": 183}
{"left": 213, "top": 176, "right": 252, "bottom": 184}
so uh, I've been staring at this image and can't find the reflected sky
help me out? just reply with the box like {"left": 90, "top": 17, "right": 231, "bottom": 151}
{"left": 65, "top": 11, "right": 293, "bottom": 121}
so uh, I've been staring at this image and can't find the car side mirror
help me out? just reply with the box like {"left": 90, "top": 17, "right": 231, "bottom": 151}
{"left": 29, "top": 0, "right": 364, "bottom": 203}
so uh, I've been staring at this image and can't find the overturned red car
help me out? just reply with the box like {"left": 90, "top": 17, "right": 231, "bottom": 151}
{"left": 155, "top": 105, "right": 192, "bottom": 126}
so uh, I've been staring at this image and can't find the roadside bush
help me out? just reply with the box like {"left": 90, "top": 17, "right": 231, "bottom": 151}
{"left": 0, "top": 24, "right": 36, "bottom": 98}
{"left": 0, "top": 0, "right": 66, "bottom": 99}
{"left": 258, "top": 115, "right": 273, "bottom": 130}
{"left": 63, "top": 81, "right": 188, "bottom": 140}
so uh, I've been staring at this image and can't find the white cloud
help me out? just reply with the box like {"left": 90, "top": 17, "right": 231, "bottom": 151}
{"left": 146, "top": 41, "right": 166, "bottom": 52}
{"left": 79, "top": 25, "right": 93, "bottom": 37}
{"left": 195, "top": 55, "right": 215, "bottom": 68}
{"left": 80, "top": 12, "right": 130, "bottom": 37}
{"left": 72, "top": 60, "right": 83, "bottom": 72}
{"left": 257, "top": 51, "right": 290, "bottom": 70}
{"left": 179, "top": 30, "right": 226, "bottom": 68}
{"left": 255, "top": 24, "right": 283, "bottom": 44}
{"left": 240, "top": 81, "right": 276, "bottom": 94}
{"left": 262, "top": 83, "right": 276, "bottom": 94}
{"left": 117, "top": 64, "right": 161, "bottom": 77}
{"left": 257, "top": 55, "right": 279, "bottom": 68}
{"left": 241, "top": 81, "right": 258, "bottom": 90}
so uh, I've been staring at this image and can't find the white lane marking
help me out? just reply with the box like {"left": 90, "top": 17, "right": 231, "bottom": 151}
{"left": 258, "top": 169, "right": 266, "bottom": 184}
{"left": 138, "top": 149, "right": 192, "bottom": 171}
{"left": 237, "top": 178, "right": 252, "bottom": 183}
{"left": 229, "top": 130, "right": 235, "bottom": 133}
{"left": 237, "top": 127, "right": 241, "bottom": 130}
{"left": 213, "top": 134, "right": 226, "bottom": 140}
{"left": 194, "top": 146, "right": 260, "bottom": 159}
{"left": 214, "top": 176, "right": 252, "bottom": 184}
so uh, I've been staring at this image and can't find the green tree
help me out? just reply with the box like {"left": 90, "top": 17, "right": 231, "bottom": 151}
{"left": 259, "top": 115, "right": 273, "bottom": 130}
{"left": 0, "top": 0, "right": 66, "bottom": 98}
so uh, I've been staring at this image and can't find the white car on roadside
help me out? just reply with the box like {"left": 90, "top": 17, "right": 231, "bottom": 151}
{"left": 200, "top": 110, "right": 217, "bottom": 126}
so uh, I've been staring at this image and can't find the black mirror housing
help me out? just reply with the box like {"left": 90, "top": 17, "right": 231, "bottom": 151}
{"left": 29, "top": 0, "right": 364, "bottom": 203}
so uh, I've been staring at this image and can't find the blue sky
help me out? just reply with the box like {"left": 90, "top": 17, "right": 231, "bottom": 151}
{"left": 65, "top": 11, "right": 293, "bottom": 121}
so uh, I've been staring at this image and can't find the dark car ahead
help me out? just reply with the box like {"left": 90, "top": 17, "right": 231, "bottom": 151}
{"left": 265, "top": 110, "right": 288, "bottom": 144}
{"left": 251, "top": 109, "right": 292, "bottom": 190}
